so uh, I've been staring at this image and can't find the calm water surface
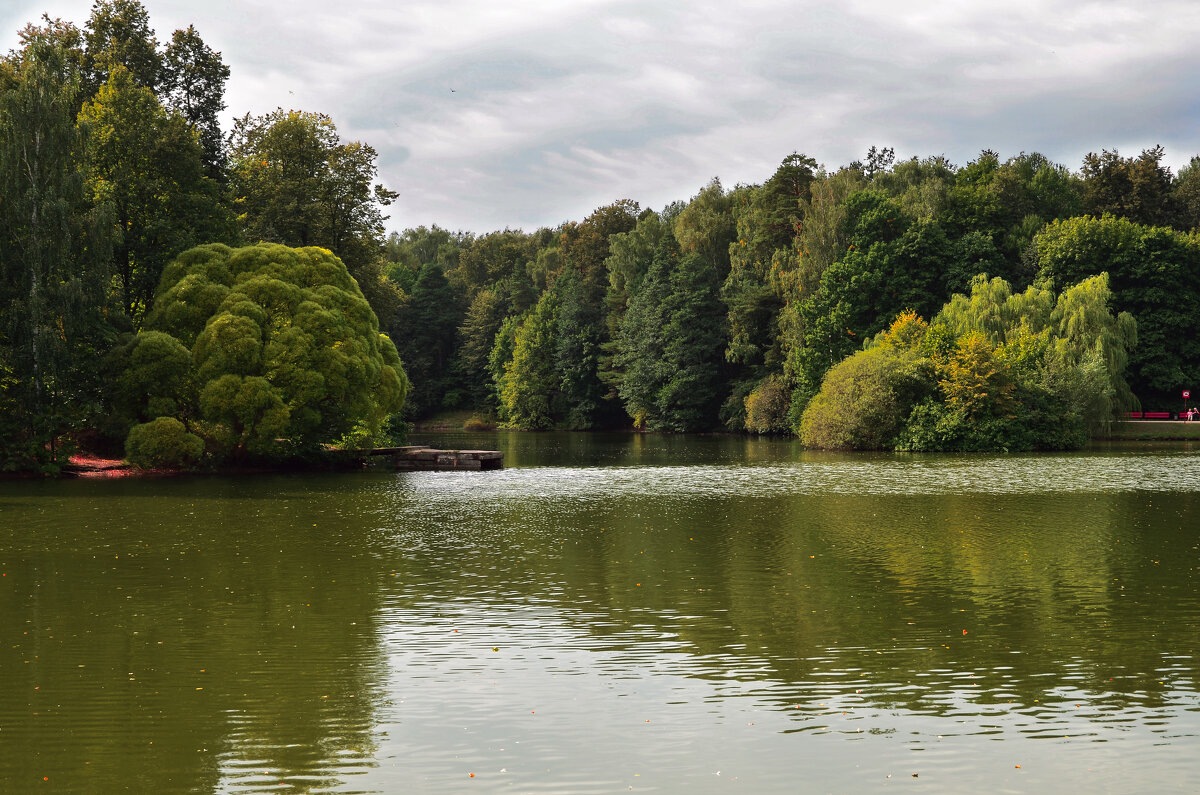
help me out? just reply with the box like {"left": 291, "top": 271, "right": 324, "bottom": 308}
{"left": 2, "top": 433, "right": 1200, "bottom": 792}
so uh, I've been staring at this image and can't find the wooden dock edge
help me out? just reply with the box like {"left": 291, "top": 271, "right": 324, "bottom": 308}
{"left": 367, "top": 446, "right": 503, "bottom": 471}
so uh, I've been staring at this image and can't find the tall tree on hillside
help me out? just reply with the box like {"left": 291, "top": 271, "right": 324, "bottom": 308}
{"left": 555, "top": 201, "right": 639, "bottom": 426}
{"left": 498, "top": 287, "right": 561, "bottom": 429}
{"left": 456, "top": 286, "right": 509, "bottom": 410}
{"left": 1172, "top": 156, "right": 1200, "bottom": 231}
{"left": 444, "top": 229, "right": 538, "bottom": 304}
{"left": 559, "top": 200, "right": 639, "bottom": 293}
{"left": 0, "top": 36, "right": 112, "bottom": 470}
{"left": 554, "top": 268, "right": 606, "bottom": 428}
{"left": 674, "top": 178, "right": 736, "bottom": 278}
{"left": 657, "top": 249, "right": 728, "bottom": 431}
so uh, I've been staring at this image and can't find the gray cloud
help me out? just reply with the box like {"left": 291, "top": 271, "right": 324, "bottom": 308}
{"left": 5, "top": 0, "right": 1200, "bottom": 233}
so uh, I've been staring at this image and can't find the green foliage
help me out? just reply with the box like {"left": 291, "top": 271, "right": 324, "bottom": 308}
{"left": 448, "top": 229, "right": 540, "bottom": 304}
{"left": 160, "top": 24, "right": 229, "bottom": 176}
{"left": 554, "top": 269, "right": 606, "bottom": 429}
{"left": 1034, "top": 214, "right": 1193, "bottom": 405}
{"left": 799, "top": 345, "right": 935, "bottom": 450}
{"left": 743, "top": 374, "right": 791, "bottom": 434}
{"left": 602, "top": 209, "right": 671, "bottom": 393}
{"left": 0, "top": 33, "right": 113, "bottom": 471}
{"left": 228, "top": 108, "right": 401, "bottom": 323}
{"left": 1081, "top": 146, "right": 1175, "bottom": 227}
{"left": 488, "top": 314, "right": 522, "bottom": 418}
{"left": 656, "top": 249, "right": 729, "bottom": 431}
{"left": 805, "top": 268, "right": 1134, "bottom": 452}
{"left": 79, "top": 65, "right": 231, "bottom": 322}
{"left": 107, "top": 329, "right": 192, "bottom": 428}
{"left": 3, "top": 4, "right": 1196, "bottom": 459}
{"left": 498, "top": 287, "right": 560, "bottom": 429}
{"left": 457, "top": 287, "right": 509, "bottom": 410}
{"left": 560, "top": 200, "right": 639, "bottom": 294}
{"left": 127, "top": 244, "right": 408, "bottom": 460}
{"left": 938, "top": 331, "right": 1017, "bottom": 418}
{"left": 615, "top": 236, "right": 675, "bottom": 429}
{"left": 124, "top": 416, "right": 203, "bottom": 468}
{"left": 1173, "top": 157, "right": 1200, "bottom": 232}
{"left": 82, "top": 0, "right": 161, "bottom": 96}
{"left": 674, "top": 179, "right": 736, "bottom": 278}
{"left": 723, "top": 157, "right": 816, "bottom": 371}
{"left": 391, "top": 262, "right": 461, "bottom": 418}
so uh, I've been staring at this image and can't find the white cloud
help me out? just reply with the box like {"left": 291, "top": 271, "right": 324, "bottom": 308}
{"left": 4, "top": 0, "right": 1200, "bottom": 232}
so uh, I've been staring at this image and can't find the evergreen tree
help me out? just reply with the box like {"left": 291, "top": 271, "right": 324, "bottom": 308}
{"left": 657, "top": 250, "right": 728, "bottom": 431}
{"left": 391, "top": 263, "right": 461, "bottom": 418}
{"left": 615, "top": 236, "right": 676, "bottom": 429}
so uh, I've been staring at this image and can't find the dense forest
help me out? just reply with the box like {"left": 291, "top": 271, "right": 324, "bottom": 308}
{"left": 4, "top": 2, "right": 1200, "bottom": 472}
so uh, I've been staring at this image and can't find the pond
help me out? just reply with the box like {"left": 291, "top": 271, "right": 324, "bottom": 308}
{"left": 2, "top": 432, "right": 1199, "bottom": 792}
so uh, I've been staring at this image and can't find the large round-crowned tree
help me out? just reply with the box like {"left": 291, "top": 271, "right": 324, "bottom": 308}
{"left": 115, "top": 242, "right": 408, "bottom": 460}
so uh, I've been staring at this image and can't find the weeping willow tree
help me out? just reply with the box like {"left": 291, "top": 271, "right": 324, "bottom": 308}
{"left": 800, "top": 273, "right": 1135, "bottom": 451}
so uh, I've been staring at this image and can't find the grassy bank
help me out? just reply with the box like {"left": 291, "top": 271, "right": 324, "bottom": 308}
{"left": 412, "top": 410, "right": 496, "bottom": 432}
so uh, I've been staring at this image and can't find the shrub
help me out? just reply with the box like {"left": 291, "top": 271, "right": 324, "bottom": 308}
{"left": 800, "top": 346, "right": 935, "bottom": 450}
{"left": 125, "top": 417, "right": 204, "bottom": 469}
{"left": 744, "top": 374, "right": 791, "bottom": 434}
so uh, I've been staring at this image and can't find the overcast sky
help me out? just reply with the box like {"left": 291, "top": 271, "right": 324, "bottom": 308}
{"left": 5, "top": 0, "right": 1200, "bottom": 234}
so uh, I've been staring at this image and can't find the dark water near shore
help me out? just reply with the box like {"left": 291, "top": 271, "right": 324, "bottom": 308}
{"left": 2, "top": 433, "right": 1199, "bottom": 792}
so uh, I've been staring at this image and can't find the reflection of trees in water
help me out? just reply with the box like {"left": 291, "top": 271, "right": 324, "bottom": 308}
{"left": 417, "top": 486, "right": 1199, "bottom": 729}
{"left": 0, "top": 476, "right": 387, "bottom": 791}
{"left": 3, "top": 469, "right": 1197, "bottom": 786}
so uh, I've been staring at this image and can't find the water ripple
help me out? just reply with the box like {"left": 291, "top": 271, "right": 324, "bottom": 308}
{"left": 395, "top": 452, "right": 1200, "bottom": 503}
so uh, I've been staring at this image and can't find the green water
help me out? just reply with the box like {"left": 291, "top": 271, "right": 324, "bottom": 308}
{"left": 2, "top": 433, "right": 1199, "bottom": 792}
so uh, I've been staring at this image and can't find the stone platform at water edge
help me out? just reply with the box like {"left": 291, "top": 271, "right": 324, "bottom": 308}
{"left": 369, "top": 446, "right": 503, "bottom": 471}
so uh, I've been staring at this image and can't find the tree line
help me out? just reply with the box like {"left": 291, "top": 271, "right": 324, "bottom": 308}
{"left": 5, "top": 2, "right": 1200, "bottom": 472}
{"left": 391, "top": 146, "right": 1200, "bottom": 452}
